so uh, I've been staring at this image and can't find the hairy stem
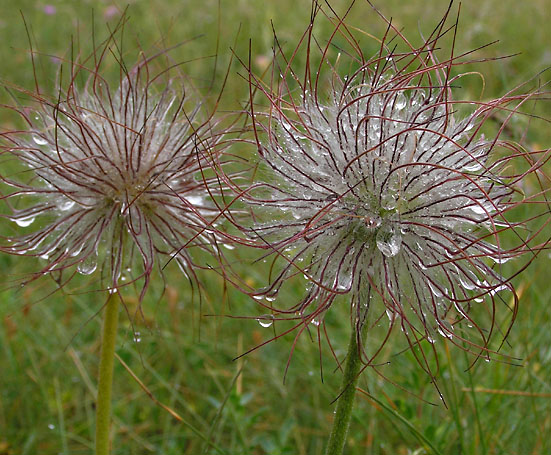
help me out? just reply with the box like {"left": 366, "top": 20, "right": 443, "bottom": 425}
{"left": 325, "top": 326, "right": 364, "bottom": 455}
{"left": 95, "top": 292, "right": 121, "bottom": 455}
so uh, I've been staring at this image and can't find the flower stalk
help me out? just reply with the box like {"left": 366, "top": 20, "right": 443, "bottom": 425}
{"left": 325, "top": 325, "right": 365, "bottom": 455}
{"left": 0, "top": 21, "right": 235, "bottom": 454}
{"left": 95, "top": 292, "right": 121, "bottom": 455}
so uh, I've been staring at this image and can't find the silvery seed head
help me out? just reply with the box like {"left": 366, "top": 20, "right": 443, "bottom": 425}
{"left": 243, "top": 3, "right": 550, "bottom": 368}
{"left": 0, "top": 37, "right": 230, "bottom": 297}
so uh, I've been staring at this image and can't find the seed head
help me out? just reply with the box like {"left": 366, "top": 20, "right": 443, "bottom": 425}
{"left": 0, "top": 36, "right": 229, "bottom": 296}
{"left": 243, "top": 3, "right": 551, "bottom": 371}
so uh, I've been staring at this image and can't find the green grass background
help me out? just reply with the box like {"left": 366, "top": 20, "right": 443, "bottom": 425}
{"left": 1, "top": 0, "right": 550, "bottom": 454}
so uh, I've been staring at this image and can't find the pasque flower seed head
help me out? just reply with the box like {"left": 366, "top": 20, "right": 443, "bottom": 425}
{"left": 243, "top": 3, "right": 551, "bottom": 369}
{"left": 1, "top": 38, "right": 228, "bottom": 296}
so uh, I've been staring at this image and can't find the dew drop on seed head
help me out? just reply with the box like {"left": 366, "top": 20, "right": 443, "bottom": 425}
{"left": 381, "top": 193, "right": 398, "bottom": 211}
{"left": 376, "top": 225, "right": 402, "bottom": 257}
{"left": 69, "top": 244, "right": 84, "bottom": 257}
{"left": 336, "top": 273, "right": 352, "bottom": 291}
{"left": 463, "top": 162, "right": 483, "bottom": 172}
{"left": 77, "top": 255, "right": 97, "bottom": 275}
{"left": 256, "top": 315, "right": 274, "bottom": 328}
{"left": 395, "top": 95, "right": 406, "bottom": 110}
{"left": 14, "top": 216, "right": 35, "bottom": 227}
{"left": 59, "top": 200, "right": 75, "bottom": 211}
{"left": 133, "top": 332, "right": 141, "bottom": 343}
{"left": 427, "top": 281, "right": 443, "bottom": 298}
{"left": 489, "top": 284, "right": 508, "bottom": 296}
{"left": 488, "top": 255, "right": 512, "bottom": 265}
{"left": 33, "top": 135, "right": 48, "bottom": 146}
{"left": 459, "top": 276, "right": 477, "bottom": 291}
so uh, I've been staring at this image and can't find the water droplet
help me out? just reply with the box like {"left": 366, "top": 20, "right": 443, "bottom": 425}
{"left": 256, "top": 315, "right": 274, "bottom": 328}
{"left": 459, "top": 276, "right": 477, "bottom": 291}
{"left": 119, "top": 202, "right": 129, "bottom": 216}
{"left": 489, "top": 284, "right": 509, "bottom": 296}
{"left": 77, "top": 255, "right": 97, "bottom": 275}
{"left": 376, "top": 225, "right": 402, "bottom": 257}
{"left": 69, "top": 244, "right": 84, "bottom": 257}
{"left": 471, "top": 201, "right": 493, "bottom": 215}
{"left": 48, "top": 423, "right": 55, "bottom": 430}
{"left": 437, "top": 325, "right": 453, "bottom": 339}
{"left": 336, "top": 273, "right": 352, "bottom": 291}
{"left": 59, "top": 200, "right": 75, "bottom": 211}
{"left": 381, "top": 193, "right": 398, "bottom": 211}
{"left": 427, "top": 281, "right": 443, "bottom": 298}
{"left": 463, "top": 162, "right": 483, "bottom": 172}
{"left": 133, "top": 332, "right": 141, "bottom": 343}
{"left": 186, "top": 195, "right": 203, "bottom": 206}
{"left": 395, "top": 95, "right": 407, "bottom": 110}
{"left": 14, "top": 216, "right": 36, "bottom": 227}
{"left": 488, "top": 255, "right": 512, "bottom": 264}
{"left": 33, "top": 135, "right": 48, "bottom": 146}
{"left": 453, "top": 302, "right": 469, "bottom": 319}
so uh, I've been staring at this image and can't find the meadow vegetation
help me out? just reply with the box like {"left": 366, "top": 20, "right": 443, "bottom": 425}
{"left": 1, "top": 1, "right": 550, "bottom": 454}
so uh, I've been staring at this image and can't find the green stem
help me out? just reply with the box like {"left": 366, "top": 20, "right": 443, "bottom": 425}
{"left": 325, "top": 327, "right": 364, "bottom": 455}
{"left": 95, "top": 292, "right": 121, "bottom": 455}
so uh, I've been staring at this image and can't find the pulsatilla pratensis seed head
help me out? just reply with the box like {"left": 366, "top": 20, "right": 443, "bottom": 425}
{"left": 0, "top": 29, "right": 231, "bottom": 298}
{"left": 240, "top": 2, "right": 551, "bottom": 375}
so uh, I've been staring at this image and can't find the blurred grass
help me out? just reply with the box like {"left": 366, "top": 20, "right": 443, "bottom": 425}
{"left": 1, "top": 0, "right": 551, "bottom": 454}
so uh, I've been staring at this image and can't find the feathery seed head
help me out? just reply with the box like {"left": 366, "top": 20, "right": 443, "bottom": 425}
{"left": 244, "top": 3, "right": 551, "bottom": 370}
{"left": 1, "top": 35, "right": 229, "bottom": 296}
